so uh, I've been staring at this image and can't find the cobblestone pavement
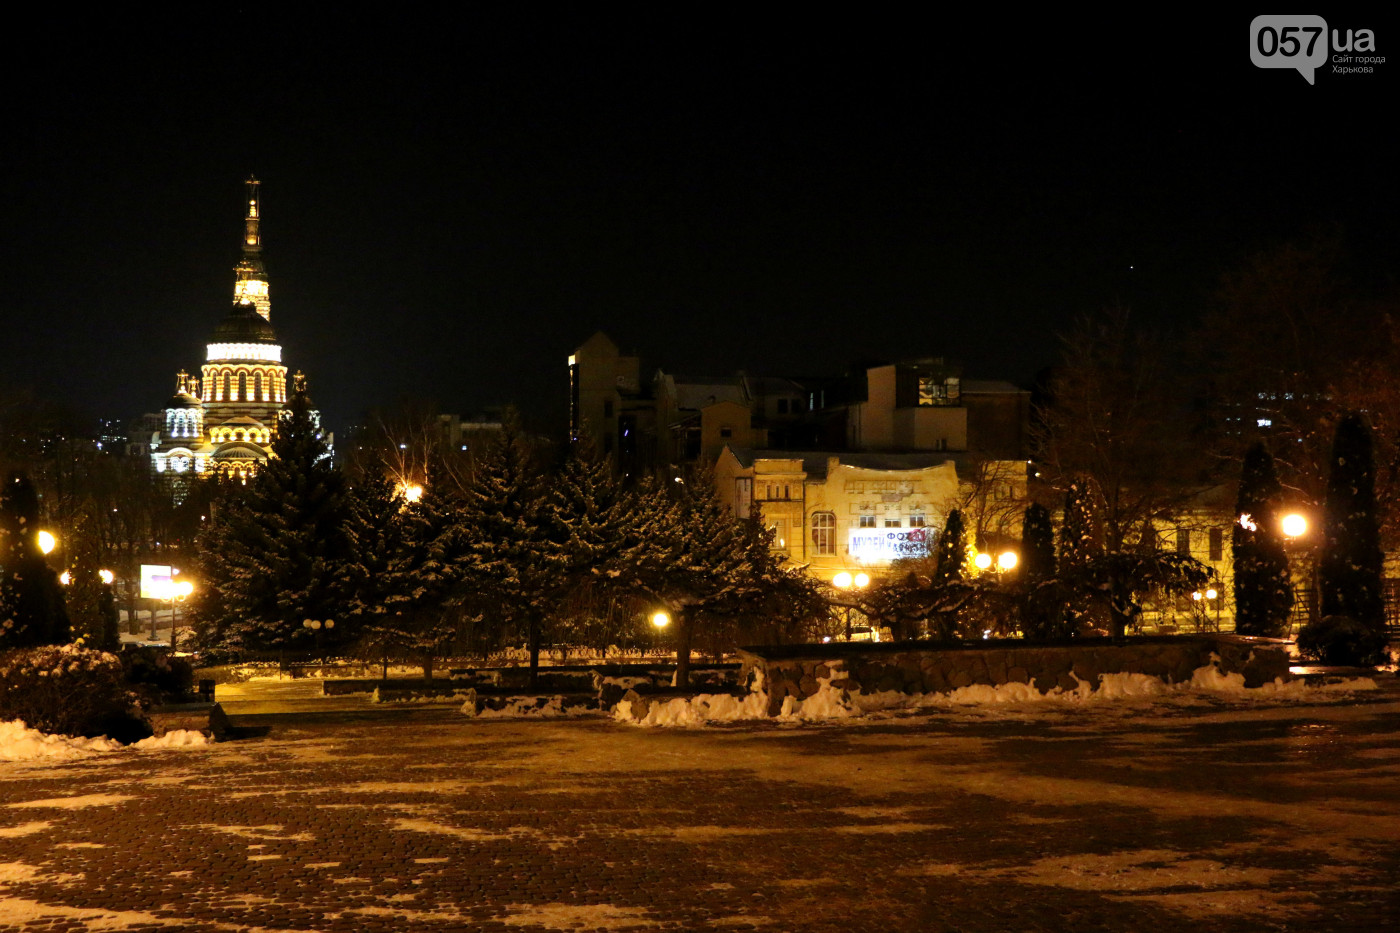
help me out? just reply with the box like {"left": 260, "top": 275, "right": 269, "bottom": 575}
{"left": 3, "top": 684, "right": 1400, "bottom": 932}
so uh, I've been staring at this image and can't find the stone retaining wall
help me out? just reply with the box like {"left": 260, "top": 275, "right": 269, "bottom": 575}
{"left": 738, "top": 635, "right": 1292, "bottom": 717}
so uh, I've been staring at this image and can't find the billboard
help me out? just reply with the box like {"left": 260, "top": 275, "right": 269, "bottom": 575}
{"left": 139, "top": 565, "right": 174, "bottom": 600}
{"left": 848, "top": 528, "right": 929, "bottom": 564}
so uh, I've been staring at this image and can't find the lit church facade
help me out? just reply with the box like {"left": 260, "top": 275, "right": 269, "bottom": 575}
{"left": 150, "top": 178, "right": 308, "bottom": 480}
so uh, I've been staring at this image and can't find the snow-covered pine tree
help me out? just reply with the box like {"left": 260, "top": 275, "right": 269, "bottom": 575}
{"left": 620, "top": 468, "right": 749, "bottom": 688}
{"left": 0, "top": 471, "right": 70, "bottom": 648}
{"left": 191, "top": 381, "right": 352, "bottom": 656}
{"left": 459, "top": 410, "right": 555, "bottom": 683}
{"left": 339, "top": 471, "right": 459, "bottom": 676}
{"left": 1319, "top": 412, "right": 1385, "bottom": 633}
{"left": 707, "top": 503, "right": 828, "bottom": 647}
{"left": 1232, "top": 442, "right": 1293, "bottom": 637}
{"left": 537, "top": 437, "right": 635, "bottom": 646}
{"left": 1058, "top": 479, "right": 1098, "bottom": 573}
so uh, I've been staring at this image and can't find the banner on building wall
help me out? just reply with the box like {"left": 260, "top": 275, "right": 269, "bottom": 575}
{"left": 139, "top": 565, "right": 173, "bottom": 600}
{"left": 849, "top": 528, "right": 929, "bottom": 563}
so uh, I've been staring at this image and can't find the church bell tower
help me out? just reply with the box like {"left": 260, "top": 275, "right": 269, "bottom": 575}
{"left": 232, "top": 176, "right": 271, "bottom": 320}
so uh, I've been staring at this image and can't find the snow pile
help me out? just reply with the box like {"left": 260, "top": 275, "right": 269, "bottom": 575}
{"left": 467, "top": 696, "right": 596, "bottom": 719}
{"left": 613, "top": 669, "right": 772, "bottom": 726}
{"left": 614, "top": 689, "right": 770, "bottom": 727}
{"left": 0, "top": 720, "right": 122, "bottom": 761}
{"left": 615, "top": 657, "right": 1380, "bottom": 727}
{"left": 132, "top": 729, "right": 211, "bottom": 749}
{"left": 0, "top": 720, "right": 211, "bottom": 762}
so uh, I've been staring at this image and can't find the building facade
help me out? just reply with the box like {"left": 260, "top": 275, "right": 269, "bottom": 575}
{"left": 715, "top": 448, "right": 1029, "bottom": 584}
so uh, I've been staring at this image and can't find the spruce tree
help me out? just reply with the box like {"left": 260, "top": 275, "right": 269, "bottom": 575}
{"left": 923, "top": 509, "right": 969, "bottom": 640}
{"left": 621, "top": 468, "right": 748, "bottom": 687}
{"left": 64, "top": 511, "right": 120, "bottom": 649}
{"left": 1058, "top": 479, "right": 1100, "bottom": 633}
{"left": 1232, "top": 442, "right": 1293, "bottom": 636}
{"left": 459, "top": 411, "right": 555, "bottom": 683}
{"left": 1021, "top": 504, "right": 1056, "bottom": 581}
{"left": 1319, "top": 413, "right": 1385, "bottom": 633}
{"left": 933, "top": 509, "right": 967, "bottom": 586}
{"left": 192, "top": 382, "right": 351, "bottom": 655}
{"left": 1019, "top": 502, "right": 1059, "bottom": 639}
{"left": 1059, "top": 479, "right": 1098, "bottom": 574}
{"left": 0, "top": 472, "right": 70, "bottom": 648}
{"left": 348, "top": 474, "right": 466, "bottom": 679}
{"left": 538, "top": 438, "right": 633, "bottom": 645}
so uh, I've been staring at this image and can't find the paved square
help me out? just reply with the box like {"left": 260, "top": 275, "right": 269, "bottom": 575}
{"left": 2, "top": 683, "right": 1398, "bottom": 931}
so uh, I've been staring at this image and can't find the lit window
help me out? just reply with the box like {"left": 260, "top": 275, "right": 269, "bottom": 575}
{"left": 812, "top": 512, "right": 836, "bottom": 556}
{"left": 918, "top": 376, "right": 961, "bottom": 407}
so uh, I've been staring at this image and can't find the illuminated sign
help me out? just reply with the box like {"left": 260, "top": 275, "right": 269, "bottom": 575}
{"left": 140, "top": 565, "right": 173, "bottom": 600}
{"left": 848, "top": 529, "right": 929, "bottom": 563}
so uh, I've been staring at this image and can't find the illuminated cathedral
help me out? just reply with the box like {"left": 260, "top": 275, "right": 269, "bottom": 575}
{"left": 151, "top": 178, "right": 318, "bottom": 479}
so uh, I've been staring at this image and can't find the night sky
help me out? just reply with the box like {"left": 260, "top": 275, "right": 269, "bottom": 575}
{"left": 3, "top": 12, "right": 1395, "bottom": 438}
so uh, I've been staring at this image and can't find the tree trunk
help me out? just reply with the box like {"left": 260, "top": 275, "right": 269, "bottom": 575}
{"left": 674, "top": 614, "right": 694, "bottom": 689}
{"left": 528, "top": 616, "right": 541, "bottom": 689}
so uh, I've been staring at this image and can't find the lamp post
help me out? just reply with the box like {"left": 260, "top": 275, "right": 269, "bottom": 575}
{"left": 1281, "top": 511, "right": 1312, "bottom": 630}
{"left": 302, "top": 618, "right": 335, "bottom": 656}
{"left": 167, "top": 578, "right": 194, "bottom": 651}
{"left": 832, "top": 571, "right": 870, "bottom": 640}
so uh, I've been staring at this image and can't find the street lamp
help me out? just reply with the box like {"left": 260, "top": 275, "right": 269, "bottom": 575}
{"left": 1280, "top": 511, "right": 1314, "bottom": 629}
{"left": 997, "top": 551, "right": 1018, "bottom": 572}
{"left": 302, "top": 618, "right": 335, "bottom": 656}
{"left": 832, "top": 572, "right": 870, "bottom": 640}
{"left": 37, "top": 530, "right": 56, "bottom": 555}
{"left": 166, "top": 577, "right": 194, "bottom": 651}
{"left": 650, "top": 611, "right": 670, "bottom": 629}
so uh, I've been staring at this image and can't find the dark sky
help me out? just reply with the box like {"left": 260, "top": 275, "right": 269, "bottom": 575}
{"left": 3, "top": 11, "right": 1396, "bottom": 438}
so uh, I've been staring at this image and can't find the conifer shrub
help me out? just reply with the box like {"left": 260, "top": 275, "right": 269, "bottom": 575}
{"left": 121, "top": 646, "right": 196, "bottom": 703}
{"left": 1296, "top": 615, "right": 1387, "bottom": 667}
{"left": 0, "top": 644, "right": 151, "bottom": 741}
